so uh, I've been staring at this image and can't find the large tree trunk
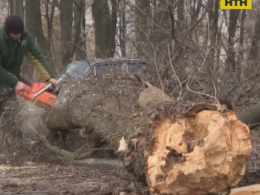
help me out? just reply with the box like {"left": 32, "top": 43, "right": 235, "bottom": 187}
{"left": 43, "top": 77, "right": 173, "bottom": 131}
{"left": 40, "top": 76, "right": 252, "bottom": 195}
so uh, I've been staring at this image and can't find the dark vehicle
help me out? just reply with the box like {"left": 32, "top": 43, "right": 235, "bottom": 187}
{"left": 60, "top": 58, "right": 150, "bottom": 81}
{"left": 55, "top": 58, "right": 151, "bottom": 107}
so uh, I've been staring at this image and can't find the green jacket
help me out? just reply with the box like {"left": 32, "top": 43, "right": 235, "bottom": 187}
{"left": 0, "top": 26, "right": 55, "bottom": 89}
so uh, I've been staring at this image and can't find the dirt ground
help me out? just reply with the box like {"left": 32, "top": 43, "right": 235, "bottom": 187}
{"left": 0, "top": 160, "right": 147, "bottom": 195}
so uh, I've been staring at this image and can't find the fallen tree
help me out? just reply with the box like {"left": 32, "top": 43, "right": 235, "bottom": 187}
{"left": 39, "top": 76, "right": 253, "bottom": 195}
{"left": 0, "top": 74, "right": 255, "bottom": 194}
{"left": 0, "top": 76, "right": 255, "bottom": 194}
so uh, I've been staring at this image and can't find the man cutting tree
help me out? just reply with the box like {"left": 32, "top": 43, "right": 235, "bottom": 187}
{"left": 0, "top": 14, "right": 57, "bottom": 102}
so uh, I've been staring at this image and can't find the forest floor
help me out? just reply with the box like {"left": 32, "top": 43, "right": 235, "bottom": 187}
{"left": 0, "top": 160, "right": 147, "bottom": 195}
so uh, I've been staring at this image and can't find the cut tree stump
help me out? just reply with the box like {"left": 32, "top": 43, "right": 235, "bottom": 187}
{"left": 122, "top": 102, "right": 252, "bottom": 195}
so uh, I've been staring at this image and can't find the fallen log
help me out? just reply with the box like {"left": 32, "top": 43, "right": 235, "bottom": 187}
{"left": 121, "top": 101, "right": 252, "bottom": 195}
{"left": 43, "top": 77, "right": 147, "bottom": 131}
{"left": 41, "top": 77, "right": 252, "bottom": 194}
{"left": 1, "top": 96, "right": 253, "bottom": 195}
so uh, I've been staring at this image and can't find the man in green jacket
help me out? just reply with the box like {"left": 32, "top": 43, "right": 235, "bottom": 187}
{"left": 0, "top": 14, "right": 57, "bottom": 102}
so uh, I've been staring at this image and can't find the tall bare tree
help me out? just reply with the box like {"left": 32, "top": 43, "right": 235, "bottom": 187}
{"left": 25, "top": 0, "right": 52, "bottom": 80}
{"left": 151, "top": 0, "right": 171, "bottom": 47}
{"left": 74, "top": 0, "right": 87, "bottom": 60}
{"left": 134, "top": 0, "right": 150, "bottom": 57}
{"left": 60, "top": 0, "right": 74, "bottom": 66}
{"left": 9, "top": 0, "right": 24, "bottom": 16}
{"left": 119, "top": 0, "right": 126, "bottom": 57}
{"left": 92, "top": 0, "right": 118, "bottom": 58}
{"left": 226, "top": 9, "right": 240, "bottom": 71}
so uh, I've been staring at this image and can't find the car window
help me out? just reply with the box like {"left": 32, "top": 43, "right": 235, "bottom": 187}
{"left": 65, "top": 61, "right": 89, "bottom": 78}
{"left": 93, "top": 62, "right": 147, "bottom": 78}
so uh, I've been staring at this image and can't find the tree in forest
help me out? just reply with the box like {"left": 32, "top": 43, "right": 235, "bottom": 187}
{"left": 92, "top": 0, "right": 118, "bottom": 58}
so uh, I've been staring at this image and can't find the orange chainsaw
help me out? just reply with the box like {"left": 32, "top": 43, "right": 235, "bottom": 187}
{"left": 16, "top": 78, "right": 62, "bottom": 108}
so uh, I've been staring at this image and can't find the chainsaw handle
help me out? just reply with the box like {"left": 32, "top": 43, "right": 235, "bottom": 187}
{"left": 33, "top": 82, "right": 52, "bottom": 98}
{"left": 33, "top": 77, "right": 63, "bottom": 98}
